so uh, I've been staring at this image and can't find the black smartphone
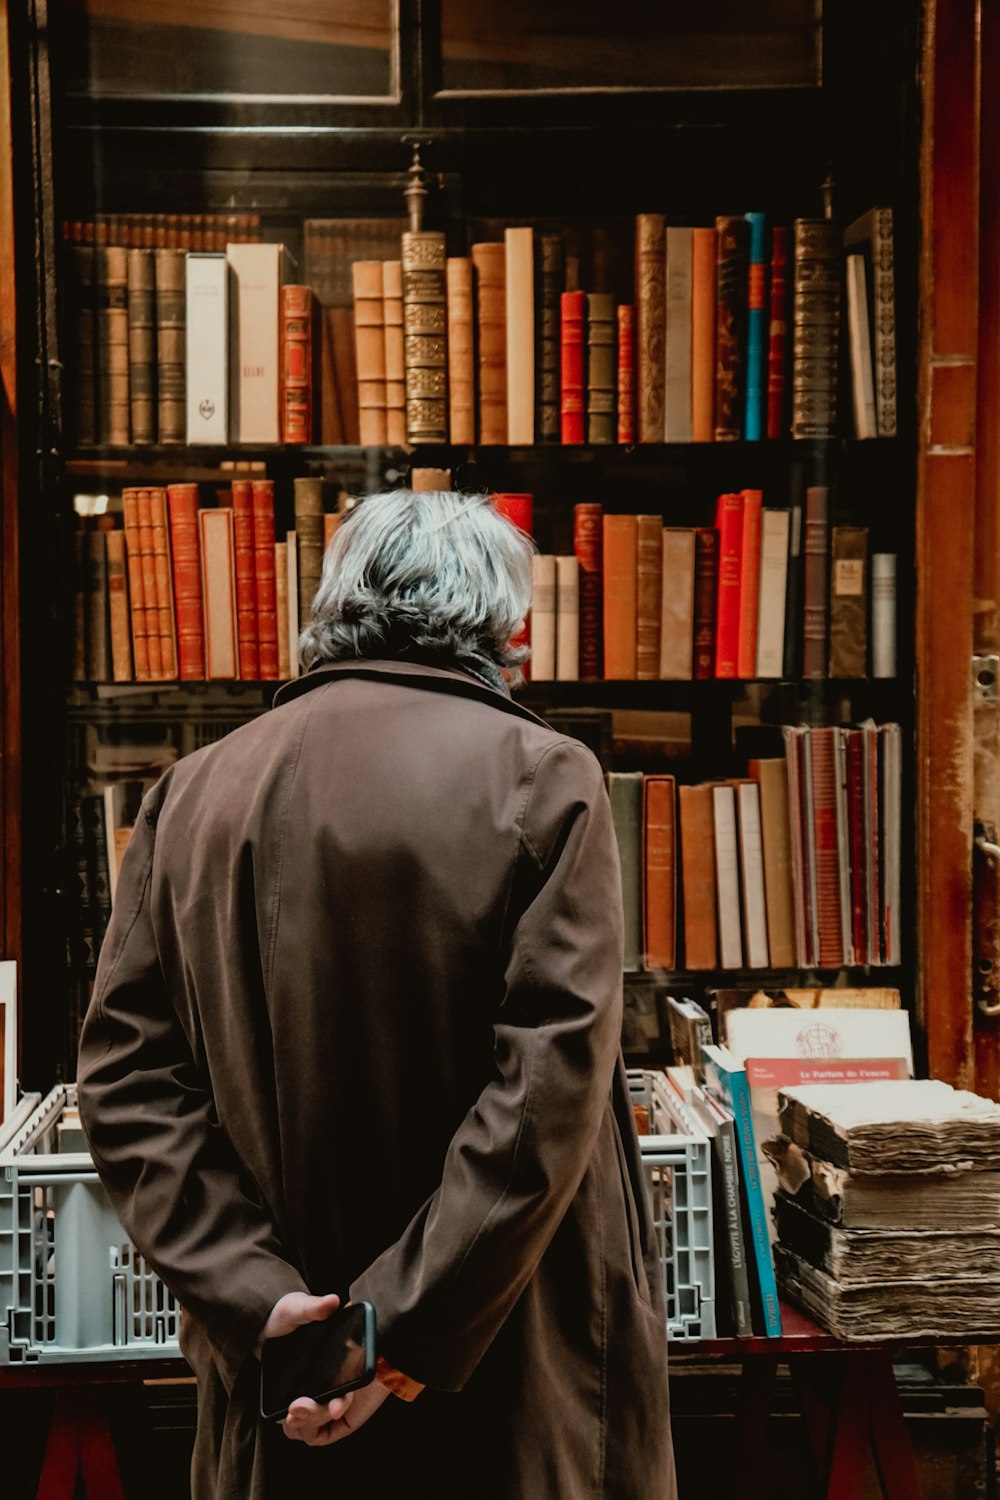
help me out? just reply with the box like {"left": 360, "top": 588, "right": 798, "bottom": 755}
{"left": 259, "top": 1301, "right": 377, "bottom": 1422}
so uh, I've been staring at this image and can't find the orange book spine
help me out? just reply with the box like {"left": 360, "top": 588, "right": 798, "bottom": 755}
{"left": 231, "top": 480, "right": 260, "bottom": 680}
{"left": 167, "top": 482, "right": 205, "bottom": 680}
{"left": 105, "top": 528, "right": 133, "bottom": 683}
{"left": 149, "top": 489, "right": 178, "bottom": 678}
{"left": 636, "top": 514, "right": 663, "bottom": 680}
{"left": 446, "top": 257, "right": 475, "bottom": 446}
{"left": 136, "top": 489, "right": 164, "bottom": 678}
{"left": 281, "top": 284, "right": 314, "bottom": 445}
{"left": 643, "top": 775, "right": 677, "bottom": 970}
{"left": 736, "top": 488, "right": 763, "bottom": 678}
{"left": 122, "top": 488, "right": 151, "bottom": 681}
{"left": 323, "top": 512, "right": 341, "bottom": 549}
{"left": 602, "top": 514, "right": 638, "bottom": 679}
{"left": 691, "top": 228, "right": 716, "bottom": 442}
{"left": 252, "top": 479, "right": 279, "bottom": 679}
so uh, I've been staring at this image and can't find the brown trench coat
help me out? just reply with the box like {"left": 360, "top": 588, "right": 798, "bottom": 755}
{"left": 77, "top": 659, "right": 676, "bottom": 1499}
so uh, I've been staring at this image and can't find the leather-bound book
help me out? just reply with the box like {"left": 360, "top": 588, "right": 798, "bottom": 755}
{"left": 664, "top": 227, "right": 693, "bottom": 442}
{"left": 607, "top": 771, "right": 644, "bottom": 972}
{"left": 252, "top": 479, "right": 280, "bottom": 679}
{"left": 530, "top": 554, "right": 557, "bottom": 681}
{"left": 574, "top": 501, "right": 603, "bottom": 679}
{"left": 693, "top": 527, "right": 719, "bottom": 679}
{"left": 154, "top": 248, "right": 186, "bottom": 445}
{"left": 636, "top": 514, "right": 663, "bottom": 679}
{"left": 844, "top": 731, "right": 869, "bottom": 964}
{"left": 148, "top": 489, "right": 178, "bottom": 678}
{"left": 616, "top": 304, "right": 636, "bottom": 444}
{"left": 659, "top": 528, "right": 696, "bottom": 680}
{"left": 585, "top": 292, "right": 616, "bottom": 445}
{"left": 828, "top": 524, "right": 869, "bottom": 677}
{"left": 381, "top": 261, "right": 406, "bottom": 446}
{"left": 748, "top": 757, "right": 797, "bottom": 969}
{"left": 691, "top": 228, "right": 716, "bottom": 442}
{"left": 97, "top": 245, "right": 130, "bottom": 445}
{"left": 635, "top": 213, "right": 666, "bottom": 442}
{"left": 122, "top": 489, "right": 151, "bottom": 682}
{"left": 844, "top": 207, "right": 896, "bottom": 438}
{"left": 791, "top": 219, "right": 842, "bottom": 440}
{"left": 505, "top": 227, "right": 534, "bottom": 445}
{"left": 643, "top": 774, "right": 677, "bottom": 971}
{"left": 402, "top": 230, "right": 448, "bottom": 445}
{"left": 471, "top": 242, "right": 507, "bottom": 444}
{"left": 281, "top": 284, "right": 314, "bottom": 445}
{"left": 736, "top": 488, "right": 763, "bottom": 678}
{"left": 445, "top": 257, "right": 475, "bottom": 446}
{"left": 105, "top": 528, "right": 133, "bottom": 682}
{"left": 126, "top": 248, "right": 156, "bottom": 444}
{"left": 678, "top": 783, "right": 718, "bottom": 969}
{"left": 275, "top": 542, "right": 290, "bottom": 679}
{"left": 352, "top": 261, "right": 387, "bottom": 446}
{"left": 559, "top": 291, "right": 586, "bottom": 444}
{"left": 231, "top": 480, "right": 260, "bottom": 680}
{"left": 766, "top": 225, "right": 791, "bottom": 439}
{"left": 67, "top": 239, "right": 97, "bottom": 446}
{"left": 84, "top": 523, "right": 112, "bottom": 681}
{"left": 802, "top": 484, "right": 830, "bottom": 679}
{"left": 199, "top": 508, "right": 239, "bottom": 679}
{"left": 714, "top": 492, "right": 745, "bottom": 679}
{"left": 603, "top": 513, "right": 638, "bottom": 680}
{"left": 166, "top": 483, "right": 205, "bottom": 680}
{"left": 809, "top": 726, "right": 847, "bottom": 967}
{"left": 555, "top": 555, "right": 579, "bottom": 682}
{"left": 743, "top": 212, "right": 767, "bottom": 441}
{"left": 294, "top": 476, "right": 325, "bottom": 628}
{"left": 136, "top": 490, "right": 163, "bottom": 678}
{"left": 535, "top": 232, "right": 562, "bottom": 442}
{"left": 714, "top": 216, "right": 747, "bottom": 441}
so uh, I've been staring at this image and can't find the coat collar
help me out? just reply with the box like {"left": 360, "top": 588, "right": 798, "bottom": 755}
{"left": 271, "top": 659, "right": 552, "bottom": 731}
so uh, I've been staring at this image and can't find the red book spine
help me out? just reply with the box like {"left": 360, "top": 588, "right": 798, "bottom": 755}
{"left": 766, "top": 225, "right": 790, "bottom": 439}
{"left": 736, "top": 488, "right": 763, "bottom": 678}
{"left": 136, "top": 489, "right": 163, "bottom": 679}
{"left": 693, "top": 528, "right": 719, "bottom": 679}
{"left": 231, "top": 480, "right": 260, "bottom": 680}
{"left": 281, "top": 284, "right": 313, "bottom": 444}
{"left": 574, "top": 502, "right": 603, "bottom": 679}
{"left": 560, "top": 290, "right": 586, "bottom": 444}
{"left": 616, "top": 304, "right": 635, "bottom": 444}
{"left": 166, "top": 483, "right": 205, "bottom": 680}
{"left": 809, "top": 727, "right": 845, "bottom": 966}
{"left": 252, "top": 479, "right": 279, "bottom": 678}
{"left": 493, "top": 493, "right": 533, "bottom": 675}
{"left": 845, "top": 729, "right": 867, "bottom": 962}
{"left": 713, "top": 493, "right": 744, "bottom": 678}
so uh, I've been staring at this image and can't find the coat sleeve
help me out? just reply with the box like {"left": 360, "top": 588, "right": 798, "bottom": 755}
{"left": 76, "top": 794, "right": 308, "bottom": 1382}
{"left": 350, "top": 737, "right": 624, "bottom": 1390}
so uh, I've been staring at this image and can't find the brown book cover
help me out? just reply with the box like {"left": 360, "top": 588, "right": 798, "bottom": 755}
{"left": 636, "top": 514, "right": 663, "bottom": 679}
{"left": 136, "top": 490, "right": 163, "bottom": 678}
{"left": 659, "top": 528, "right": 696, "bottom": 679}
{"left": 67, "top": 241, "right": 97, "bottom": 447}
{"left": 149, "top": 489, "right": 178, "bottom": 678}
{"left": 446, "top": 257, "right": 475, "bottom": 447}
{"left": 678, "top": 784, "right": 718, "bottom": 970}
{"left": 98, "top": 245, "right": 130, "bottom": 445}
{"left": 748, "top": 758, "right": 797, "bottom": 969}
{"left": 105, "top": 528, "right": 133, "bottom": 682}
{"left": 635, "top": 214, "right": 666, "bottom": 442}
{"left": 472, "top": 243, "right": 507, "bottom": 445}
{"left": 505, "top": 227, "right": 535, "bottom": 445}
{"left": 122, "top": 488, "right": 151, "bottom": 682}
{"left": 281, "top": 284, "right": 314, "bottom": 445}
{"left": 766, "top": 225, "right": 791, "bottom": 439}
{"left": 294, "top": 476, "right": 325, "bottom": 628}
{"left": 694, "top": 527, "right": 719, "bottom": 679}
{"left": 802, "top": 485, "right": 830, "bottom": 679}
{"left": 603, "top": 514, "right": 638, "bottom": 680}
{"left": 792, "top": 219, "right": 842, "bottom": 440}
{"left": 714, "top": 216, "right": 748, "bottom": 441}
{"left": 154, "top": 248, "right": 186, "bottom": 445}
{"left": 252, "top": 480, "right": 279, "bottom": 679}
{"left": 691, "top": 228, "right": 716, "bottom": 442}
{"left": 352, "top": 261, "right": 388, "bottom": 446}
{"left": 644, "top": 775, "right": 677, "bottom": 970}
{"left": 829, "top": 524, "right": 869, "bottom": 677}
{"left": 126, "top": 248, "right": 156, "bottom": 444}
{"left": 199, "top": 508, "right": 238, "bottom": 679}
{"left": 616, "top": 304, "right": 636, "bottom": 444}
{"left": 84, "top": 524, "right": 112, "bottom": 681}
{"left": 586, "top": 292, "right": 616, "bottom": 445}
{"left": 574, "top": 502, "right": 603, "bottom": 679}
{"left": 402, "top": 231, "right": 448, "bottom": 445}
{"left": 382, "top": 260, "right": 406, "bottom": 447}
{"left": 166, "top": 483, "right": 205, "bottom": 680}
{"left": 231, "top": 480, "right": 260, "bottom": 680}
{"left": 535, "top": 232, "right": 562, "bottom": 442}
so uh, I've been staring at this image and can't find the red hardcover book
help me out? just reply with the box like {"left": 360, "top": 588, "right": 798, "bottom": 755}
{"left": 166, "top": 483, "right": 205, "bottom": 680}
{"left": 616, "top": 304, "right": 635, "bottom": 444}
{"left": 281, "top": 284, "right": 314, "bottom": 444}
{"left": 231, "top": 480, "right": 260, "bottom": 680}
{"left": 809, "top": 726, "right": 846, "bottom": 966}
{"left": 493, "top": 493, "right": 533, "bottom": 675}
{"left": 122, "top": 488, "right": 151, "bottom": 682}
{"left": 136, "top": 489, "right": 163, "bottom": 679}
{"left": 693, "top": 527, "right": 719, "bottom": 680}
{"left": 148, "top": 489, "right": 178, "bottom": 679}
{"left": 766, "top": 226, "right": 790, "bottom": 439}
{"left": 574, "top": 502, "right": 603, "bottom": 679}
{"left": 713, "top": 493, "right": 745, "bottom": 678}
{"left": 845, "top": 728, "right": 868, "bottom": 963}
{"left": 736, "top": 488, "right": 763, "bottom": 678}
{"left": 560, "top": 290, "right": 586, "bottom": 444}
{"left": 252, "top": 479, "right": 280, "bottom": 679}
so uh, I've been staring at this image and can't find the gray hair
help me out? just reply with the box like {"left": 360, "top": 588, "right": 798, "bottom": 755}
{"left": 298, "top": 489, "right": 535, "bottom": 686}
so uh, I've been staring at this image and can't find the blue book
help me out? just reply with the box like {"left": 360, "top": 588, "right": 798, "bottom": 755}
{"left": 743, "top": 212, "right": 767, "bottom": 441}
{"left": 701, "top": 1041, "right": 782, "bottom": 1337}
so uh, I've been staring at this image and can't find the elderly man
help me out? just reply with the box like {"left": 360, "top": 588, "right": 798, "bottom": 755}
{"left": 77, "top": 488, "right": 675, "bottom": 1498}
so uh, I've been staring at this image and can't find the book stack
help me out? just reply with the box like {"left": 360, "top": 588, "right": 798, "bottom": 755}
{"left": 769, "top": 1080, "right": 1000, "bottom": 1339}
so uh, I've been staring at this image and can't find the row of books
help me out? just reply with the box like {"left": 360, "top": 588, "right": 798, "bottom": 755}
{"left": 62, "top": 215, "right": 263, "bottom": 251}
{"left": 609, "top": 723, "right": 901, "bottom": 975}
{"left": 352, "top": 209, "right": 896, "bottom": 448}
{"left": 74, "top": 479, "right": 337, "bottom": 685}
{"left": 65, "top": 242, "right": 316, "bottom": 449}
{"left": 529, "top": 496, "right": 896, "bottom": 684}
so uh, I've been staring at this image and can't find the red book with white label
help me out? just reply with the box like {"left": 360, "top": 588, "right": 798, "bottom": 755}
{"left": 230, "top": 480, "right": 260, "bottom": 680}
{"left": 713, "top": 492, "right": 744, "bottom": 679}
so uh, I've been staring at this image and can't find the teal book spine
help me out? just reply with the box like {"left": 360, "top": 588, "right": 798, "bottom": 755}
{"left": 744, "top": 213, "right": 767, "bottom": 441}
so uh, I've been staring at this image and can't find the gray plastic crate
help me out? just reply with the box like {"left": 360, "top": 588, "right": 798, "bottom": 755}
{"left": 0, "top": 1084, "right": 180, "bottom": 1364}
{"left": 629, "top": 1069, "right": 716, "bottom": 1341}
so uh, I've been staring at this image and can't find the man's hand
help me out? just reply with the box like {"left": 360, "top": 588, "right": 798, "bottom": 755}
{"left": 256, "top": 1290, "right": 343, "bottom": 1354}
{"left": 283, "top": 1378, "right": 391, "bottom": 1447}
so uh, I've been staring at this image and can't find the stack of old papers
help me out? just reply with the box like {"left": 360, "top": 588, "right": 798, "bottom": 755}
{"left": 765, "top": 1080, "right": 1000, "bottom": 1340}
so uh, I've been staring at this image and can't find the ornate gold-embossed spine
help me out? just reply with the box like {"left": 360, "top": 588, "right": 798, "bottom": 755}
{"left": 402, "top": 230, "right": 448, "bottom": 445}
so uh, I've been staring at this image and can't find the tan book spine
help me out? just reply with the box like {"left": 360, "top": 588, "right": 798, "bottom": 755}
{"left": 635, "top": 214, "right": 666, "bottom": 443}
{"left": 446, "top": 257, "right": 475, "bottom": 446}
{"left": 505, "top": 227, "right": 534, "bottom": 444}
{"left": 352, "top": 260, "right": 387, "bottom": 446}
{"left": 136, "top": 489, "right": 163, "bottom": 678}
{"left": 555, "top": 555, "right": 580, "bottom": 682}
{"left": 750, "top": 757, "right": 797, "bottom": 969}
{"left": 294, "top": 476, "right": 325, "bottom": 627}
{"left": 636, "top": 514, "right": 663, "bottom": 679}
{"left": 126, "top": 248, "right": 156, "bottom": 444}
{"left": 199, "top": 508, "right": 239, "bottom": 679}
{"left": 602, "top": 514, "right": 638, "bottom": 680}
{"left": 402, "top": 230, "right": 448, "bottom": 445}
{"left": 227, "top": 242, "right": 286, "bottom": 444}
{"left": 105, "top": 529, "right": 133, "bottom": 682}
{"left": 155, "top": 248, "right": 186, "bottom": 445}
{"left": 98, "top": 245, "right": 130, "bottom": 445}
{"left": 659, "top": 528, "right": 696, "bottom": 679}
{"left": 275, "top": 542, "right": 290, "bottom": 678}
{"left": 530, "top": 554, "right": 557, "bottom": 680}
{"left": 149, "top": 489, "right": 178, "bottom": 678}
{"left": 122, "top": 489, "right": 151, "bottom": 681}
{"left": 691, "top": 228, "right": 716, "bottom": 442}
{"left": 471, "top": 243, "right": 507, "bottom": 445}
{"left": 678, "top": 784, "right": 718, "bottom": 969}
{"left": 382, "top": 260, "right": 406, "bottom": 446}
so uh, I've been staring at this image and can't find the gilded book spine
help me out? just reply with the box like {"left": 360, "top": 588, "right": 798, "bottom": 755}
{"left": 231, "top": 480, "right": 260, "bottom": 680}
{"left": 535, "top": 232, "right": 562, "bottom": 442}
{"left": 617, "top": 305, "right": 636, "bottom": 444}
{"left": 791, "top": 219, "right": 842, "bottom": 440}
{"left": 252, "top": 479, "right": 279, "bottom": 679}
{"left": 471, "top": 242, "right": 507, "bottom": 445}
{"left": 559, "top": 291, "right": 585, "bottom": 444}
{"left": 155, "top": 248, "right": 186, "bottom": 445}
{"left": 281, "top": 284, "right": 314, "bottom": 445}
{"left": 635, "top": 213, "right": 666, "bottom": 442}
{"left": 382, "top": 261, "right": 407, "bottom": 446}
{"left": 98, "top": 246, "right": 130, "bottom": 445}
{"left": 127, "top": 248, "right": 156, "bottom": 444}
{"left": 167, "top": 482, "right": 205, "bottom": 680}
{"left": 586, "top": 293, "right": 616, "bottom": 445}
{"left": 402, "top": 231, "right": 448, "bottom": 445}
{"left": 714, "top": 216, "right": 748, "bottom": 441}
{"left": 352, "top": 261, "right": 387, "bottom": 446}
{"left": 122, "top": 488, "right": 151, "bottom": 681}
